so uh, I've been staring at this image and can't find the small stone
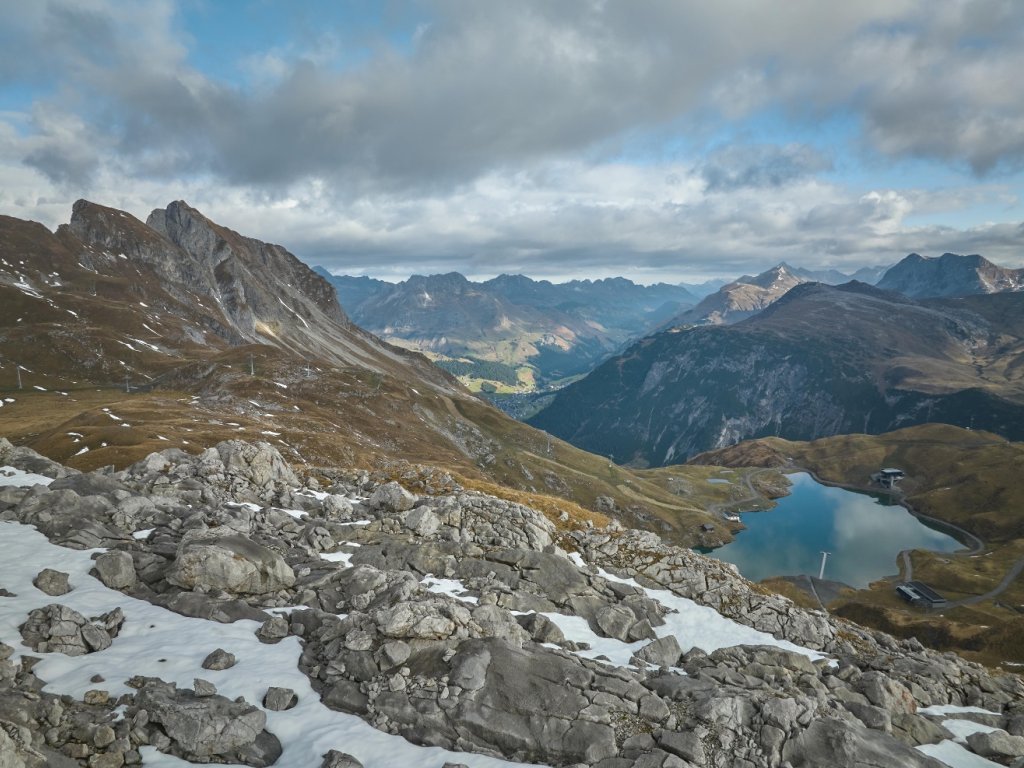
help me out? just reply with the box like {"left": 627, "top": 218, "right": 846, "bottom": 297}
{"left": 321, "top": 750, "right": 364, "bottom": 768}
{"left": 84, "top": 690, "right": 110, "bottom": 705}
{"left": 64, "top": 743, "right": 91, "bottom": 759}
{"left": 193, "top": 678, "right": 217, "bottom": 697}
{"left": 93, "top": 724, "right": 116, "bottom": 748}
{"left": 201, "top": 648, "right": 236, "bottom": 670}
{"left": 263, "top": 686, "right": 298, "bottom": 711}
{"left": 33, "top": 568, "right": 71, "bottom": 596}
{"left": 89, "top": 752, "right": 125, "bottom": 768}
{"left": 90, "top": 674, "right": 105, "bottom": 683}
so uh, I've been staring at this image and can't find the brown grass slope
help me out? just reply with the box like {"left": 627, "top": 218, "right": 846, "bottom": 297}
{"left": 0, "top": 201, "right": 753, "bottom": 542}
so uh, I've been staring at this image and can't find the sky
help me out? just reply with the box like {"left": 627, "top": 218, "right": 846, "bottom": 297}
{"left": 2, "top": 0, "right": 1024, "bottom": 283}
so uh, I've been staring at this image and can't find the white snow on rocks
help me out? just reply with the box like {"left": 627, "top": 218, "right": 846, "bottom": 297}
{"left": 917, "top": 740, "right": 1003, "bottom": 768}
{"left": 545, "top": 565, "right": 827, "bottom": 667}
{"left": 0, "top": 521, "right": 543, "bottom": 768}
{"left": 320, "top": 550, "right": 356, "bottom": 568}
{"left": 919, "top": 705, "right": 1003, "bottom": 717}
{"left": 421, "top": 576, "right": 479, "bottom": 604}
{"left": 0, "top": 466, "right": 54, "bottom": 487}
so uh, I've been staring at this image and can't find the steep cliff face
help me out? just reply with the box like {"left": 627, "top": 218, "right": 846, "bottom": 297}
{"left": 530, "top": 283, "right": 1024, "bottom": 465}
{"left": 148, "top": 200, "right": 346, "bottom": 330}
{"left": 58, "top": 199, "right": 446, "bottom": 378}
{"left": 877, "top": 252, "right": 1024, "bottom": 298}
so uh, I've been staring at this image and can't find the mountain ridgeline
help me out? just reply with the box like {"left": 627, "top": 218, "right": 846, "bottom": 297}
{"left": 0, "top": 199, "right": 743, "bottom": 534}
{"left": 529, "top": 281, "right": 1024, "bottom": 466}
{"left": 317, "top": 269, "right": 698, "bottom": 388}
{"left": 877, "top": 252, "right": 1024, "bottom": 298}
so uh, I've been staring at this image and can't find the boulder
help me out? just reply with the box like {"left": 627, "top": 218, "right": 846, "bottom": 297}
{"left": 19, "top": 604, "right": 122, "bottom": 656}
{"left": 93, "top": 551, "right": 136, "bottom": 590}
{"left": 631, "top": 636, "right": 683, "bottom": 669}
{"left": 321, "top": 751, "right": 363, "bottom": 768}
{"left": 368, "top": 482, "right": 416, "bottom": 513}
{"left": 256, "top": 616, "right": 289, "bottom": 644}
{"left": 32, "top": 569, "right": 70, "bottom": 596}
{"left": 193, "top": 679, "right": 217, "bottom": 697}
{"left": 595, "top": 604, "right": 635, "bottom": 642}
{"left": 201, "top": 648, "right": 237, "bottom": 670}
{"left": 262, "top": 687, "right": 297, "bottom": 712}
{"left": 132, "top": 679, "right": 281, "bottom": 767}
{"left": 166, "top": 532, "right": 294, "bottom": 595}
{"left": 782, "top": 718, "right": 943, "bottom": 767}
{"left": 403, "top": 506, "right": 440, "bottom": 537}
{"left": 967, "top": 730, "right": 1024, "bottom": 759}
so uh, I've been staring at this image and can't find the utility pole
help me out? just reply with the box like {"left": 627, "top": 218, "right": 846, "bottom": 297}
{"left": 249, "top": 354, "right": 254, "bottom": 376}
{"left": 125, "top": 374, "right": 130, "bottom": 394}
{"left": 818, "top": 551, "right": 831, "bottom": 580}
{"left": 15, "top": 365, "right": 22, "bottom": 390}
{"left": 305, "top": 361, "right": 311, "bottom": 378}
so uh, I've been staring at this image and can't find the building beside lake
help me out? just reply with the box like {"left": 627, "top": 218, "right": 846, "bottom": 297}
{"left": 896, "top": 580, "right": 948, "bottom": 608}
{"left": 872, "top": 467, "right": 905, "bottom": 488}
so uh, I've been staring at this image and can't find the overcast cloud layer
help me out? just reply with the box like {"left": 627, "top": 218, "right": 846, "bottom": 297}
{"left": 1, "top": 0, "right": 1023, "bottom": 281}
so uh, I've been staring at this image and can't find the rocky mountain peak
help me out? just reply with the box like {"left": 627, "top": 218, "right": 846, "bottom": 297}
{"left": 878, "top": 251, "right": 1024, "bottom": 298}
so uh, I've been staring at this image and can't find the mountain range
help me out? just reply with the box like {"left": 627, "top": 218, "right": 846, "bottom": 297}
{"left": 529, "top": 281, "right": 1024, "bottom": 465}
{"left": 665, "top": 262, "right": 889, "bottom": 327}
{"left": 316, "top": 269, "right": 697, "bottom": 389}
{"left": 0, "top": 199, "right": 741, "bottom": 539}
{"left": 877, "top": 252, "right": 1024, "bottom": 298}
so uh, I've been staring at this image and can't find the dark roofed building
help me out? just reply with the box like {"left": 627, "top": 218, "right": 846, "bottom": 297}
{"left": 896, "top": 581, "right": 947, "bottom": 608}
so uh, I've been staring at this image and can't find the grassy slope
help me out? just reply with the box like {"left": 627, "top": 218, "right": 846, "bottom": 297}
{"left": 1, "top": 335, "right": 785, "bottom": 548}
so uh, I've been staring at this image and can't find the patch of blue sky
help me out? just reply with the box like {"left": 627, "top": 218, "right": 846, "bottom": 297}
{"left": 0, "top": 83, "right": 43, "bottom": 115}
{"left": 177, "top": 0, "right": 429, "bottom": 84}
{"left": 603, "top": 106, "right": 855, "bottom": 172}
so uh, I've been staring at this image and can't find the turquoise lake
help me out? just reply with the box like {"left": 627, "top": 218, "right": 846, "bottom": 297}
{"left": 703, "top": 472, "right": 964, "bottom": 588}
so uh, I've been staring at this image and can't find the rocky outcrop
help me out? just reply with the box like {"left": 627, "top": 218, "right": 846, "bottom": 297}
{"left": 129, "top": 678, "right": 281, "bottom": 766}
{"left": 19, "top": 605, "right": 124, "bottom": 657}
{"left": 124, "top": 440, "right": 300, "bottom": 505}
{"left": 1, "top": 438, "right": 1022, "bottom": 768}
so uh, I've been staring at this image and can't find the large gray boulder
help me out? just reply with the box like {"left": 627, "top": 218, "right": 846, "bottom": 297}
{"left": 967, "top": 729, "right": 1024, "bottom": 759}
{"left": 93, "top": 551, "right": 136, "bottom": 590}
{"left": 321, "top": 752, "right": 363, "bottom": 768}
{"left": 166, "top": 531, "right": 294, "bottom": 595}
{"left": 368, "top": 482, "right": 416, "bottom": 513}
{"left": 132, "top": 678, "right": 281, "bottom": 766}
{"left": 447, "top": 639, "right": 617, "bottom": 765}
{"left": 632, "top": 636, "right": 683, "bottom": 668}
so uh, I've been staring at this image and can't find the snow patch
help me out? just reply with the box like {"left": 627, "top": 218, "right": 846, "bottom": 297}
{"left": 0, "top": 522, "right": 539, "bottom": 768}
{"left": 0, "top": 466, "right": 54, "bottom": 487}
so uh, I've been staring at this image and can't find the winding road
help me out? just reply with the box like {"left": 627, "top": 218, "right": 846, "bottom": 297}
{"left": 707, "top": 467, "right": 778, "bottom": 517}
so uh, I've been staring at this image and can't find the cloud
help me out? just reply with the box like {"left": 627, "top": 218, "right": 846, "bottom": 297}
{"left": 1, "top": 0, "right": 1024, "bottom": 283}
{"left": 0, "top": 0, "right": 955, "bottom": 190}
